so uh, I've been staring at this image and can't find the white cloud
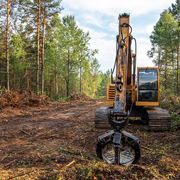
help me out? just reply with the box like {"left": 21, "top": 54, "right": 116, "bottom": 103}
{"left": 133, "top": 24, "right": 154, "bottom": 36}
{"left": 136, "top": 37, "right": 151, "bottom": 45}
{"left": 78, "top": 25, "right": 108, "bottom": 39}
{"left": 109, "top": 22, "right": 118, "bottom": 32}
{"left": 137, "top": 43, "right": 154, "bottom": 67}
{"left": 111, "top": 35, "right": 116, "bottom": 38}
{"left": 89, "top": 38, "right": 116, "bottom": 72}
{"left": 75, "top": 25, "right": 155, "bottom": 72}
{"left": 145, "top": 25, "right": 155, "bottom": 35}
{"left": 89, "top": 37, "right": 155, "bottom": 72}
{"left": 81, "top": 14, "right": 103, "bottom": 27}
{"left": 81, "top": 26, "right": 157, "bottom": 72}
{"left": 60, "top": 0, "right": 175, "bottom": 72}
{"left": 74, "top": 24, "right": 115, "bottom": 72}
{"left": 132, "top": 37, "right": 154, "bottom": 67}
{"left": 62, "top": 0, "right": 175, "bottom": 17}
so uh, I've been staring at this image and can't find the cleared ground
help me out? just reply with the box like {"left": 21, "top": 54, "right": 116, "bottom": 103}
{"left": 0, "top": 98, "right": 179, "bottom": 179}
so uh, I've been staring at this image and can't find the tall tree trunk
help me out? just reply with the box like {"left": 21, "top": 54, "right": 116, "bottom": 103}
{"left": 53, "top": 75, "right": 55, "bottom": 98}
{"left": 80, "top": 51, "right": 82, "bottom": 93}
{"left": 94, "top": 70, "right": 96, "bottom": 96}
{"left": 55, "top": 46, "right": 58, "bottom": 100}
{"left": 172, "top": 50, "right": 175, "bottom": 94}
{"left": 36, "top": 0, "right": 41, "bottom": 94}
{"left": 55, "top": 68, "right": 58, "bottom": 100}
{"left": 67, "top": 48, "right": 70, "bottom": 97}
{"left": 158, "top": 46, "right": 161, "bottom": 71}
{"left": 64, "top": 57, "right": 67, "bottom": 97}
{"left": 165, "top": 51, "right": 167, "bottom": 90}
{"left": 13, "top": 68, "right": 15, "bottom": 89}
{"left": 27, "top": 71, "right": 29, "bottom": 89}
{"left": 41, "top": 2, "right": 46, "bottom": 95}
{"left": 6, "top": 0, "right": 9, "bottom": 91}
{"left": 82, "top": 78, "right": 84, "bottom": 93}
{"left": 177, "top": 46, "right": 179, "bottom": 95}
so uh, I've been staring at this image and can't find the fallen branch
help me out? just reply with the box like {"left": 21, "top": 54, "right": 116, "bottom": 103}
{"left": 20, "top": 129, "right": 31, "bottom": 136}
{"left": 41, "top": 134, "right": 70, "bottom": 139}
{"left": 37, "top": 153, "right": 41, "bottom": 159}
{"left": 2, "top": 159, "right": 15, "bottom": 168}
{"left": 63, "top": 160, "right": 76, "bottom": 169}
{"left": 141, "top": 145, "right": 153, "bottom": 151}
{"left": 80, "top": 152, "right": 83, "bottom": 157}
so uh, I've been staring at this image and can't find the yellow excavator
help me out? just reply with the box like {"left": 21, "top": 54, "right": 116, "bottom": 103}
{"left": 95, "top": 13, "right": 171, "bottom": 166}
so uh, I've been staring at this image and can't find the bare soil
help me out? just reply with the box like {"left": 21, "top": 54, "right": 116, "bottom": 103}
{"left": 0, "top": 98, "right": 180, "bottom": 179}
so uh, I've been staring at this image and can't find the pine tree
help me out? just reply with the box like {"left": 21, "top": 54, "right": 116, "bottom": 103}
{"left": 169, "top": 0, "right": 180, "bottom": 95}
{"left": 148, "top": 10, "right": 178, "bottom": 93}
{"left": 0, "top": 0, "right": 18, "bottom": 90}
{"left": 41, "top": 0, "right": 63, "bottom": 95}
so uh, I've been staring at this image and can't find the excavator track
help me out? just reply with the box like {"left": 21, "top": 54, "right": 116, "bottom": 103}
{"left": 145, "top": 107, "right": 171, "bottom": 131}
{"left": 94, "top": 107, "right": 171, "bottom": 131}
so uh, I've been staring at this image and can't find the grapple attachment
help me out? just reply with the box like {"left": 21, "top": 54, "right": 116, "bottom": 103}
{"left": 96, "top": 130, "right": 141, "bottom": 166}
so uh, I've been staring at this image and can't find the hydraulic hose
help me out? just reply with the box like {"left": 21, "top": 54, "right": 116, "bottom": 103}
{"left": 128, "top": 37, "right": 137, "bottom": 117}
{"left": 111, "top": 23, "right": 133, "bottom": 81}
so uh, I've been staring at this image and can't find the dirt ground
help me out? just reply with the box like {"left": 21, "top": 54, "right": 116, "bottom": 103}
{"left": 0, "top": 99, "right": 180, "bottom": 179}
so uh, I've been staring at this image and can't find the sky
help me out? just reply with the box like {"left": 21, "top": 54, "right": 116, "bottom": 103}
{"left": 60, "top": 0, "right": 176, "bottom": 73}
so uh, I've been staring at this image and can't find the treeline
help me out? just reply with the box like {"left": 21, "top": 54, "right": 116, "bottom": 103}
{"left": 148, "top": 0, "right": 180, "bottom": 95}
{"left": 0, "top": 0, "right": 110, "bottom": 100}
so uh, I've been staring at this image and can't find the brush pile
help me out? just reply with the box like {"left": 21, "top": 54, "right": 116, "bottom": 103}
{"left": 0, "top": 89, "right": 48, "bottom": 109}
{"left": 70, "top": 93, "right": 92, "bottom": 101}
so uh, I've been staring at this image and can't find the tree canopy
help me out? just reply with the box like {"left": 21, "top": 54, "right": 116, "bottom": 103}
{"left": 148, "top": 0, "right": 180, "bottom": 95}
{"left": 0, "top": 0, "right": 110, "bottom": 99}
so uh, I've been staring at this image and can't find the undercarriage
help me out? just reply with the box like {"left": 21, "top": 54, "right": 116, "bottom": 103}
{"left": 94, "top": 106, "right": 171, "bottom": 131}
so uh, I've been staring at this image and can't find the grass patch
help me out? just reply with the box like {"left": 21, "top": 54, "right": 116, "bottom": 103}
{"left": 58, "top": 96, "right": 71, "bottom": 102}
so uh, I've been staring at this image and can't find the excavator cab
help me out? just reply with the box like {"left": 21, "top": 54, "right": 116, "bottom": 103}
{"left": 137, "top": 67, "right": 159, "bottom": 102}
{"left": 136, "top": 67, "right": 159, "bottom": 106}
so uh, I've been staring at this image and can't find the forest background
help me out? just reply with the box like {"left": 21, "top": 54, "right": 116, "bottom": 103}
{"left": 0, "top": 0, "right": 179, "bottom": 103}
{"left": 0, "top": 0, "right": 110, "bottom": 100}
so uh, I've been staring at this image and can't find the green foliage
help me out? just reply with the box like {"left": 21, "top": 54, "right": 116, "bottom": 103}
{"left": 160, "top": 91, "right": 180, "bottom": 131}
{"left": 97, "top": 70, "right": 110, "bottom": 97}
{"left": 0, "top": 0, "right": 110, "bottom": 100}
{"left": 148, "top": 1, "right": 179, "bottom": 95}
{"left": 171, "top": 113, "right": 180, "bottom": 131}
{"left": 58, "top": 96, "right": 71, "bottom": 102}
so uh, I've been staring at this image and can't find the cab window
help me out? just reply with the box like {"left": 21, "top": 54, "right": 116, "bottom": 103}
{"left": 138, "top": 69, "right": 158, "bottom": 102}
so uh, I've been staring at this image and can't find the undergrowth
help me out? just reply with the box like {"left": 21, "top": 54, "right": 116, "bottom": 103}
{"left": 160, "top": 90, "right": 180, "bottom": 131}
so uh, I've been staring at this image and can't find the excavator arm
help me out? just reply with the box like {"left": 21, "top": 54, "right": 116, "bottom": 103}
{"left": 109, "top": 14, "right": 135, "bottom": 130}
{"left": 95, "top": 13, "right": 141, "bottom": 166}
